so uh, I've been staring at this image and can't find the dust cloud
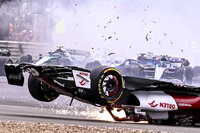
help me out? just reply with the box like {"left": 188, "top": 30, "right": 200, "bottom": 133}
{"left": 2, "top": 0, "right": 200, "bottom": 66}
{"left": 50, "top": 0, "right": 200, "bottom": 66}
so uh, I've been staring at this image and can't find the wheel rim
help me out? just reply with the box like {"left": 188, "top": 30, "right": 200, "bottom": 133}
{"left": 102, "top": 74, "right": 119, "bottom": 97}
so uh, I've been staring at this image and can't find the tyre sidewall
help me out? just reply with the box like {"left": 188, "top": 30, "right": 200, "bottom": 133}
{"left": 90, "top": 67, "right": 124, "bottom": 105}
{"left": 28, "top": 75, "right": 59, "bottom": 102}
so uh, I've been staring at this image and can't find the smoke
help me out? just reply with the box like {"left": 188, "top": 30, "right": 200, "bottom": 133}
{"left": 49, "top": 0, "right": 200, "bottom": 66}
{"left": 1, "top": 0, "right": 200, "bottom": 65}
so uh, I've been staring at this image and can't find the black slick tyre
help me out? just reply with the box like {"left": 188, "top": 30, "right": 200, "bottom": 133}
{"left": 89, "top": 66, "right": 124, "bottom": 105}
{"left": 28, "top": 74, "right": 59, "bottom": 102}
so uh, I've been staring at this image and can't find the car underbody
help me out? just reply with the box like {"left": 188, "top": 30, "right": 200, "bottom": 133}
{"left": 4, "top": 63, "right": 200, "bottom": 126}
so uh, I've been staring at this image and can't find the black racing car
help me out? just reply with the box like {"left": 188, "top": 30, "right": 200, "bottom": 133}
{"left": 4, "top": 64, "right": 200, "bottom": 126}
{"left": 115, "top": 54, "right": 193, "bottom": 84}
{"left": 36, "top": 47, "right": 92, "bottom": 67}
{"left": 0, "top": 48, "right": 11, "bottom": 56}
{"left": 138, "top": 55, "right": 193, "bottom": 84}
{"left": 115, "top": 59, "right": 144, "bottom": 77}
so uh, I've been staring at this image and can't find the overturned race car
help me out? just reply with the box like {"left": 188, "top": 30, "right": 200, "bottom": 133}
{"left": 5, "top": 63, "right": 200, "bottom": 126}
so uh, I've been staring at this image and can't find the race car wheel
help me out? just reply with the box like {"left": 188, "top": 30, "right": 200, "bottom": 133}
{"left": 28, "top": 75, "right": 59, "bottom": 102}
{"left": 19, "top": 54, "right": 32, "bottom": 63}
{"left": 0, "top": 57, "right": 13, "bottom": 76}
{"left": 89, "top": 66, "right": 124, "bottom": 105}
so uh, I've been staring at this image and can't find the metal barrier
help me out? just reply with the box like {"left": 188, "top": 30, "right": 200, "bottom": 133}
{"left": 0, "top": 41, "right": 51, "bottom": 61}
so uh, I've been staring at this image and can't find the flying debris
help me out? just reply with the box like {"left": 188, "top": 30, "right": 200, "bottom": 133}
{"left": 159, "top": 40, "right": 161, "bottom": 45}
{"left": 108, "top": 36, "right": 112, "bottom": 39}
{"left": 152, "top": 20, "right": 157, "bottom": 23}
{"left": 145, "top": 35, "right": 148, "bottom": 41}
{"left": 108, "top": 52, "right": 115, "bottom": 56}
{"left": 107, "top": 20, "right": 112, "bottom": 24}
{"left": 145, "top": 31, "right": 152, "bottom": 41}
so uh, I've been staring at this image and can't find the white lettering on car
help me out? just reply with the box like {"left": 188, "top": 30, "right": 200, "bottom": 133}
{"left": 160, "top": 102, "right": 176, "bottom": 109}
{"left": 72, "top": 70, "right": 91, "bottom": 89}
{"left": 79, "top": 72, "right": 88, "bottom": 76}
{"left": 149, "top": 100, "right": 176, "bottom": 109}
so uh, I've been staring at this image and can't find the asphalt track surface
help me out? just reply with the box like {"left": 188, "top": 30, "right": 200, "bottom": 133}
{"left": 0, "top": 75, "right": 200, "bottom": 133}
